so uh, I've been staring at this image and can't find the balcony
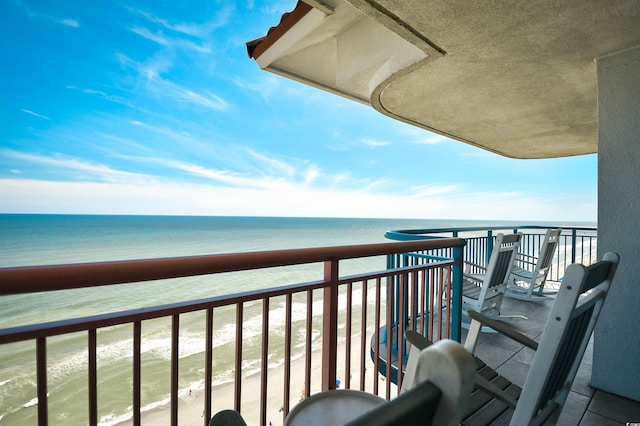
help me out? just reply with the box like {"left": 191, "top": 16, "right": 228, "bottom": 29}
{"left": 1, "top": 225, "right": 637, "bottom": 426}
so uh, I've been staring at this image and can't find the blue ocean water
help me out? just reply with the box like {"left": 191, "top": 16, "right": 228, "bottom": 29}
{"left": 0, "top": 214, "right": 553, "bottom": 425}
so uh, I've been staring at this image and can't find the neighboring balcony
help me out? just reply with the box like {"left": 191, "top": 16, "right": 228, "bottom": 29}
{"left": 2, "top": 225, "right": 620, "bottom": 426}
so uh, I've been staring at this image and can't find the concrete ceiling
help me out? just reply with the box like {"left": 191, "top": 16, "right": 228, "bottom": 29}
{"left": 248, "top": 0, "right": 640, "bottom": 159}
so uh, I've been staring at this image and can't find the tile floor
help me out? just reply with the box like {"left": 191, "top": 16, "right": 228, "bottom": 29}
{"left": 465, "top": 294, "right": 640, "bottom": 425}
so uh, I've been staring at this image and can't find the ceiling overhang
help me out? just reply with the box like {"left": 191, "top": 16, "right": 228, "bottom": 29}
{"left": 247, "top": 1, "right": 640, "bottom": 159}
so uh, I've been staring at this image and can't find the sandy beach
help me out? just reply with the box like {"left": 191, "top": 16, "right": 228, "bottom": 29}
{"left": 117, "top": 332, "right": 396, "bottom": 426}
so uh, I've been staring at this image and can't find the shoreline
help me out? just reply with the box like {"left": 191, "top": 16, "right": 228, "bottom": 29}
{"left": 115, "top": 332, "right": 396, "bottom": 426}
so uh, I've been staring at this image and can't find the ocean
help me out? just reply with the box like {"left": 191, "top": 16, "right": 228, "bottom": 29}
{"left": 0, "top": 214, "right": 568, "bottom": 425}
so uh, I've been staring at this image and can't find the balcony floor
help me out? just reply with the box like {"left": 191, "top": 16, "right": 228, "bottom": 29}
{"left": 462, "top": 293, "right": 640, "bottom": 424}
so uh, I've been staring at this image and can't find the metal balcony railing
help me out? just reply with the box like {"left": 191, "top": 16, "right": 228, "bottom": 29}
{"left": 0, "top": 226, "right": 598, "bottom": 426}
{"left": 0, "top": 239, "right": 464, "bottom": 426}
{"left": 385, "top": 225, "right": 597, "bottom": 284}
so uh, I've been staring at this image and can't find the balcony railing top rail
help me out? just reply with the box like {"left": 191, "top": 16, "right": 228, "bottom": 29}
{"left": 385, "top": 225, "right": 598, "bottom": 284}
{"left": 0, "top": 239, "right": 464, "bottom": 296}
{"left": 385, "top": 224, "right": 597, "bottom": 240}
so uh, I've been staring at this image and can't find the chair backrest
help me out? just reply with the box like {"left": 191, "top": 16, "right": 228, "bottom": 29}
{"left": 512, "top": 252, "right": 620, "bottom": 424}
{"left": 284, "top": 339, "right": 475, "bottom": 426}
{"left": 390, "top": 336, "right": 476, "bottom": 426}
{"left": 346, "top": 379, "right": 441, "bottom": 426}
{"left": 477, "top": 233, "right": 522, "bottom": 301}
{"left": 350, "top": 338, "right": 475, "bottom": 426}
{"left": 210, "top": 410, "right": 247, "bottom": 426}
{"left": 536, "top": 228, "right": 562, "bottom": 273}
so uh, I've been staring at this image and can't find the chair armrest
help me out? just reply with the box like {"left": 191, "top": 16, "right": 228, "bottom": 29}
{"left": 347, "top": 379, "right": 442, "bottom": 426}
{"left": 463, "top": 273, "right": 484, "bottom": 283}
{"left": 514, "top": 259, "right": 537, "bottom": 268}
{"left": 464, "top": 261, "right": 487, "bottom": 277}
{"left": 517, "top": 253, "right": 538, "bottom": 262}
{"left": 463, "top": 262, "right": 485, "bottom": 282}
{"left": 399, "top": 337, "right": 477, "bottom": 426}
{"left": 474, "top": 375, "right": 518, "bottom": 409}
{"left": 406, "top": 330, "right": 519, "bottom": 412}
{"left": 514, "top": 254, "right": 537, "bottom": 268}
{"left": 405, "top": 330, "right": 432, "bottom": 350}
{"left": 464, "top": 261, "right": 487, "bottom": 272}
{"left": 467, "top": 311, "right": 539, "bottom": 350}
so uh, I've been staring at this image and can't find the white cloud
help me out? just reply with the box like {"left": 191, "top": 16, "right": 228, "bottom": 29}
{"left": 116, "top": 153, "right": 305, "bottom": 192}
{"left": 408, "top": 134, "right": 449, "bottom": 145}
{"left": 245, "top": 148, "right": 296, "bottom": 177}
{"left": 116, "top": 53, "right": 173, "bottom": 82}
{"left": 261, "top": 4, "right": 293, "bottom": 16}
{"left": 17, "top": 2, "right": 79, "bottom": 28}
{"left": 83, "top": 88, "right": 110, "bottom": 98}
{"left": 21, "top": 109, "right": 50, "bottom": 120}
{"left": 110, "top": 53, "right": 230, "bottom": 112}
{"left": 303, "top": 164, "right": 320, "bottom": 185}
{"left": 131, "top": 7, "right": 231, "bottom": 38}
{"left": 175, "top": 87, "right": 228, "bottom": 111}
{"left": 126, "top": 7, "right": 232, "bottom": 56}
{"left": 0, "top": 177, "right": 596, "bottom": 222}
{"left": 144, "top": 158, "right": 253, "bottom": 187}
{"left": 409, "top": 184, "right": 460, "bottom": 198}
{"left": 2, "top": 150, "right": 157, "bottom": 185}
{"left": 76, "top": 87, "right": 150, "bottom": 114}
{"left": 233, "top": 75, "right": 282, "bottom": 102}
{"left": 60, "top": 19, "right": 79, "bottom": 27}
{"left": 397, "top": 126, "right": 450, "bottom": 145}
{"left": 144, "top": 71, "right": 230, "bottom": 112}
{"left": 130, "top": 26, "right": 169, "bottom": 46}
{"left": 129, "top": 26, "right": 211, "bottom": 53}
{"left": 330, "top": 173, "right": 350, "bottom": 186}
{"left": 360, "top": 138, "right": 391, "bottom": 148}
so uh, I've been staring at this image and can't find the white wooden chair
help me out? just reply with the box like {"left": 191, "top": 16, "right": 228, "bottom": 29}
{"left": 508, "top": 228, "right": 562, "bottom": 301}
{"left": 280, "top": 339, "right": 475, "bottom": 426}
{"left": 463, "top": 233, "right": 522, "bottom": 322}
{"left": 406, "top": 252, "right": 619, "bottom": 425}
{"left": 459, "top": 252, "right": 619, "bottom": 425}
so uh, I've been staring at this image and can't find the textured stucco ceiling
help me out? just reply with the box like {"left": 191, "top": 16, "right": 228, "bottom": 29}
{"left": 250, "top": 0, "right": 640, "bottom": 158}
{"left": 354, "top": 0, "right": 640, "bottom": 158}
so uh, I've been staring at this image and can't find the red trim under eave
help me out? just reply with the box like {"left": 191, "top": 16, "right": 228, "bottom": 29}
{"left": 246, "top": 1, "right": 313, "bottom": 60}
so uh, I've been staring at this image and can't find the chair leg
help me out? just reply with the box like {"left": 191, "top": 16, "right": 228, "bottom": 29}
{"left": 464, "top": 319, "right": 483, "bottom": 353}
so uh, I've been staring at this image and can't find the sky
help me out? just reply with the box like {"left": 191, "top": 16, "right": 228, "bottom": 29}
{"left": 0, "top": 0, "right": 598, "bottom": 222}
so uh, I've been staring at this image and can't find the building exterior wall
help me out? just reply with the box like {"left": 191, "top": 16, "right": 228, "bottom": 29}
{"left": 594, "top": 44, "right": 640, "bottom": 402}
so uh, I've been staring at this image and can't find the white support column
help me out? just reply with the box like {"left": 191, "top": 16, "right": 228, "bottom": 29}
{"left": 593, "top": 44, "right": 640, "bottom": 401}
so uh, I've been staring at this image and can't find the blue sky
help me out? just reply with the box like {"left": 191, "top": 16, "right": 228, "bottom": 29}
{"left": 0, "top": 0, "right": 597, "bottom": 221}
